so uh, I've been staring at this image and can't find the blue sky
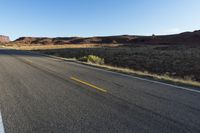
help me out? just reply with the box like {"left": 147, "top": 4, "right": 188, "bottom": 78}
{"left": 0, "top": 0, "right": 200, "bottom": 40}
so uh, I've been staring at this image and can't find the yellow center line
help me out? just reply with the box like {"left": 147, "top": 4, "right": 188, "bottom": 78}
{"left": 70, "top": 77, "right": 107, "bottom": 93}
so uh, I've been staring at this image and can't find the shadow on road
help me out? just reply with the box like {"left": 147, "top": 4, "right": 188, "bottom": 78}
{"left": 0, "top": 49, "right": 42, "bottom": 57}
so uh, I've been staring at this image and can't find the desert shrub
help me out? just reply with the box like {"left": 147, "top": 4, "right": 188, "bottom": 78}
{"left": 78, "top": 55, "right": 104, "bottom": 64}
{"left": 37, "top": 45, "right": 200, "bottom": 82}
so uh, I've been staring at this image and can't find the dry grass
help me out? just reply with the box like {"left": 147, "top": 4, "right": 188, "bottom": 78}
{"left": 32, "top": 45, "right": 200, "bottom": 82}
{"left": 80, "top": 62, "right": 200, "bottom": 87}
{"left": 34, "top": 53, "right": 200, "bottom": 87}
{"left": 4, "top": 43, "right": 200, "bottom": 87}
{"left": 5, "top": 43, "right": 121, "bottom": 50}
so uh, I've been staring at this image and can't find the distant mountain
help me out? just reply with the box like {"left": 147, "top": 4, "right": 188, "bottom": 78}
{"left": 132, "top": 30, "right": 200, "bottom": 45}
{"left": 12, "top": 30, "right": 200, "bottom": 45}
{"left": 0, "top": 35, "right": 10, "bottom": 43}
{"left": 13, "top": 36, "right": 138, "bottom": 45}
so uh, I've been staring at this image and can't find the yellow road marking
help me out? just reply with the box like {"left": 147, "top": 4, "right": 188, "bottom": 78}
{"left": 70, "top": 77, "right": 107, "bottom": 93}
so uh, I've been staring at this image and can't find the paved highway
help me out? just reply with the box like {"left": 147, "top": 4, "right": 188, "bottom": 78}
{"left": 0, "top": 48, "right": 200, "bottom": 133}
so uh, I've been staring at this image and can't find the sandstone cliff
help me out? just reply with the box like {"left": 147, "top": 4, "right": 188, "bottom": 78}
{"left": 0, "top": 35, "right": 10, "bottom": 43}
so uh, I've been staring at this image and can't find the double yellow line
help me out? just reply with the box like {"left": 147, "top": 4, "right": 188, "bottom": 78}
{"left": 70, "top": 77, "right": 107, "bottom": 93}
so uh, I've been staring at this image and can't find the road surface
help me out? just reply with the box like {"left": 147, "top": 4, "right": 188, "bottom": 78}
{"left": 0, "top": 48, "right": 200, "bottom": 133}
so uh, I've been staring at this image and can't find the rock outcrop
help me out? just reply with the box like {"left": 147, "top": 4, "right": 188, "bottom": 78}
{"left": 0, "top": 35, "right": 10, "bottom": 43}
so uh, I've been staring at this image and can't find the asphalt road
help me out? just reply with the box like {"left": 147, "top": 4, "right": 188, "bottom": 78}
{"left": 0, "top": 48, "right": 200, "bottom": 133}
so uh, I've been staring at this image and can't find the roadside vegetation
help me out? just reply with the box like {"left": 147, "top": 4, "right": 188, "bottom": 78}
{"left": 78, "top": 55, "right": 105, "bottom": 65}
{"left": 6, "top": 44, "right": 200, "bottom": 87}
{"left": 4, "top": 43, "right": 121, "bottom": 50}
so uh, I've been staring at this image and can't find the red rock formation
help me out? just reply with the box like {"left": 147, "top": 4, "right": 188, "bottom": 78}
{"left": 13, "top": 30, "right": 200, "bottom": 45}
{"left": 0, "top": 35, "right": 10, "bottom": 43}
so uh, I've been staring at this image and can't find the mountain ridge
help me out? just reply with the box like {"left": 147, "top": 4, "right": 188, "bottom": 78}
{"left": 9, "top": 30, "right": 200, "bottom": 45}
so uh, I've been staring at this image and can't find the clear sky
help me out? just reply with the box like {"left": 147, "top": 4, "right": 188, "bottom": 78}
{"left": 0, "top": 0, "right": 200, "bottom": 40}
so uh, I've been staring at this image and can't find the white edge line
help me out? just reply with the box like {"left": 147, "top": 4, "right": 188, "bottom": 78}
{"left": 0, "top": 111, "right": 5, "bottom": 133}
{"left": 14, "top": 49, "right": 200, "bottom": 94}
{"left": 79, "top": 64, "right": 200, "bottom": 94}
{"left": 45, "top": 52, "right": 200, "bottom": 94}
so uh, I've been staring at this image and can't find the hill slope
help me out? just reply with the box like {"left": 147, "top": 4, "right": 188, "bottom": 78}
{"left": 11, "top": 30, "right": 200, "bottom": 45}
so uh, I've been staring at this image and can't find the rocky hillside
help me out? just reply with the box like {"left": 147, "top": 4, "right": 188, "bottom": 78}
{"left": 12, "top": 30, "right": 200, "bottom": 45}
{"left": 13, "top": 36, "right": 138, "bottom": 45}
{"left": 0, "top": 35, "right": 10, "bottom": 43}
